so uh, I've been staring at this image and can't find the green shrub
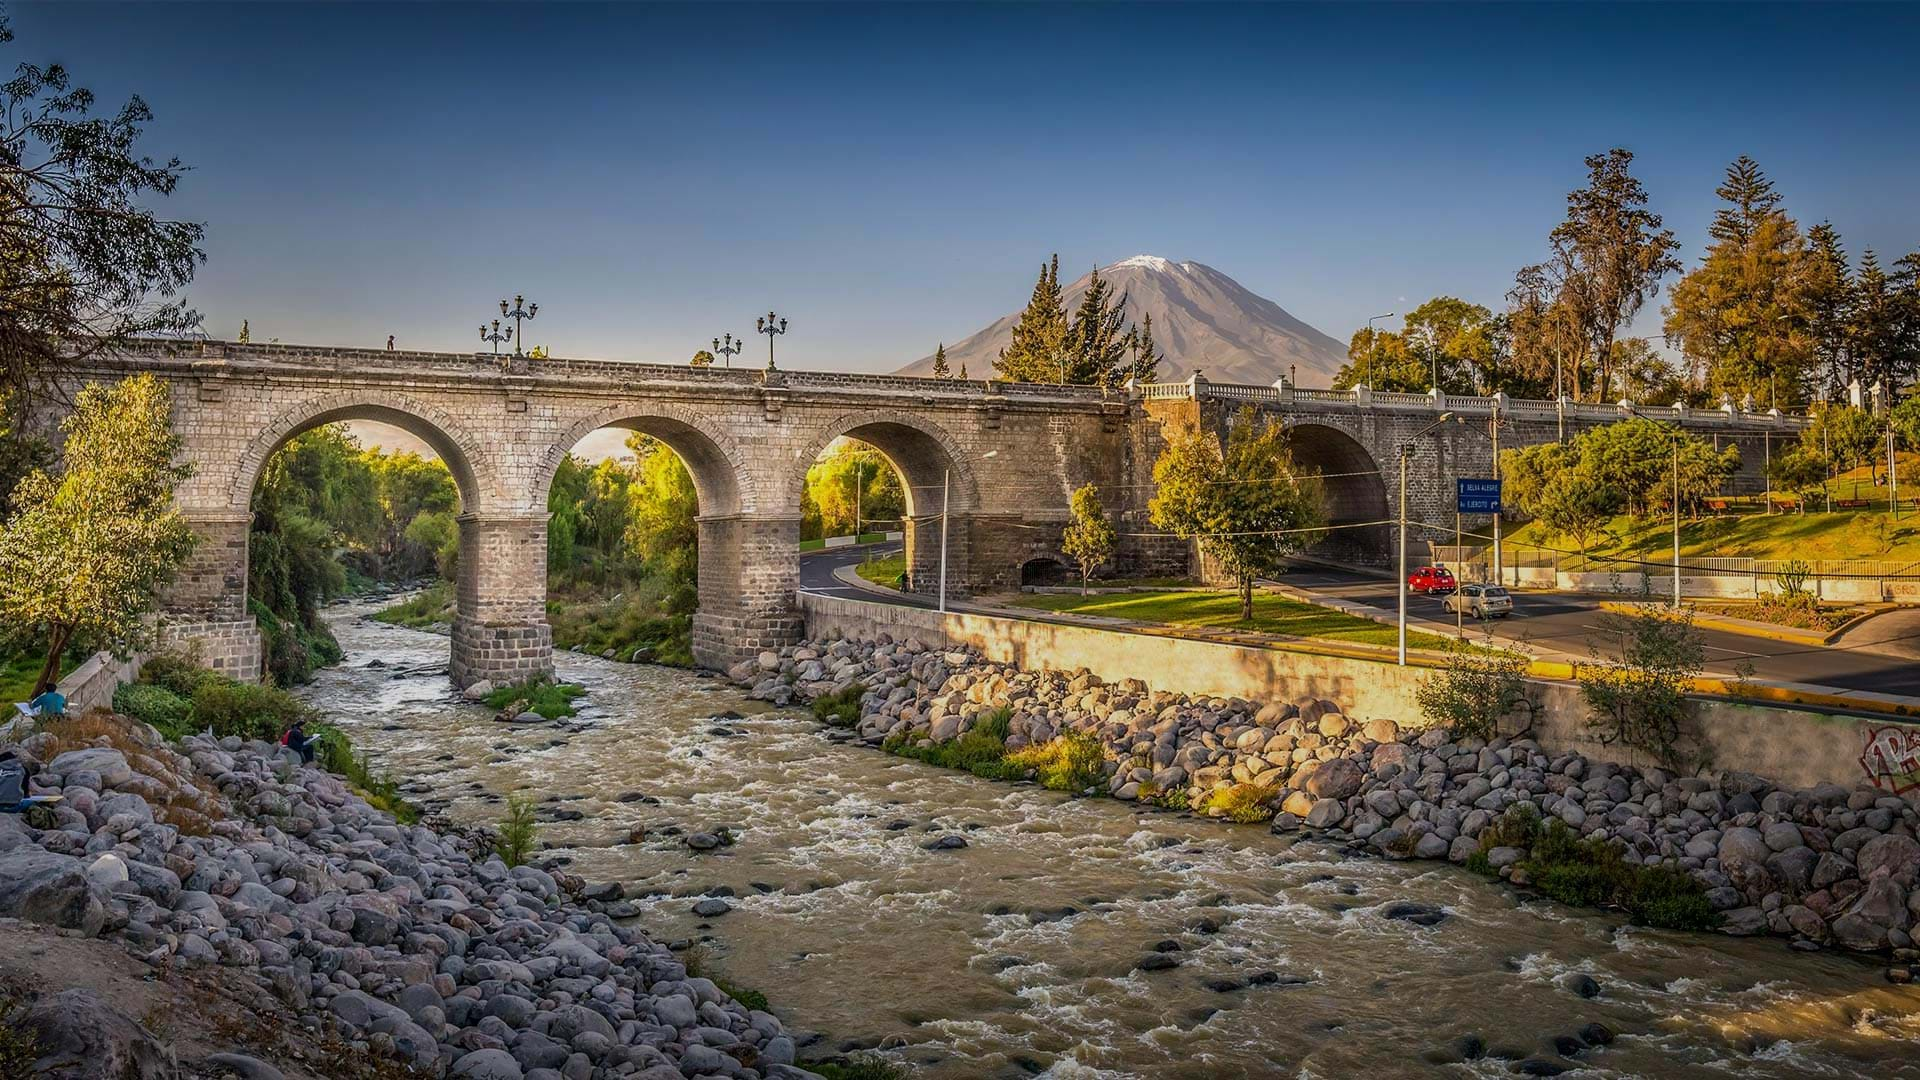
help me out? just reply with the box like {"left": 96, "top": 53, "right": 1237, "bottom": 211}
{"left": 1467, "top": 815, "right": 1721, "bottom": 932}
{"left": 810, "top": 683, "right": 867, "bottom": 727}
{"left": 1004, "top": 730, "right": 1108, "bottom": 794}
{"left": 808, "top": 1056, "right": 909, "bottom": 1080}
{"left": 190, "top": 679, "right": 313, "bottom": 742}
{"left": 113, "top": 682, "right": 194, "bottom": 738}
{"left": 310, "top": 725, "right": 418, "bottom": 824}
{"left": 371, "top": 583, "right": 455, "bottom": 629}
{"left": 494, "top": 794, "right": 539, "bottom": 867}
{"left": 0, "top": 991, "right": 40, "bottom": 1077}
{"left": 139, "top": 651, "right": 222, "bottom": 699}
{"left": 1196, "top": 782, "right": 1279, "bottom": 823}
{"left": 484, "top": 679, "right": 586, "bottom": 720}
{"left": 885, "top": 707, "right": 1030, "bottom": 780}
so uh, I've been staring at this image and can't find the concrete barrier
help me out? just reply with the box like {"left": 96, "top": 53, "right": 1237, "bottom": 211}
{"left": 798, "top": 592, "right": 1919, "bottom": 803}
{"left": 53, "top": 650, "right": 145, "bottom": 714}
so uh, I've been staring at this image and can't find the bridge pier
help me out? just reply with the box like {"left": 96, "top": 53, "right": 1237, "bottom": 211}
{"left": 160, "top": 511, "right": 263, "bottom": 682}
{"left": 690, "top": 513, "right": 804, "bottom": 668}
{"left": 450, "top": 511, "right": 554, "bottom": 690}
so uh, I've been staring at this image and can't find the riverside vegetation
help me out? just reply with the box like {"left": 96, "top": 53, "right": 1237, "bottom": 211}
{"left": 737, "top": 634, "right": 1920, "bottom": 964}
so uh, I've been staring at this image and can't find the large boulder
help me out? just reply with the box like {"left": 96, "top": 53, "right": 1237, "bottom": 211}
{"left": 13, "top": 989, "right": 176, "bottom": 1079}
{"left": 0, "top": 848, "right": 107, "bottom": 934}
{"left": 1305, "top": 757, "right": 1363, "bottom": 800}
{"left": 1856, "top": 833, "right": 1920, "bottom": 887}
{"left": 1830, "top": 877, "right": 1910, "bottom": 951}
{"left": 47, "top": 748, "right": 133, "bottom": 789}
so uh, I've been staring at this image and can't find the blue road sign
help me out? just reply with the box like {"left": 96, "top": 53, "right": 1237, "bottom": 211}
{"left": 1457, "top": 478, "right": 1502, "bottom": 514}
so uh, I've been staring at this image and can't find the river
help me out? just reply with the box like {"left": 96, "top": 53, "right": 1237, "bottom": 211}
{"left": 301, "top": 604, "right": 1920, "bottom": 1079}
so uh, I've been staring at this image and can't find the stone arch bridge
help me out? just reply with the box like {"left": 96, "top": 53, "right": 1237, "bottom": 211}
{"left": 36, "top": 343, "right": 1805, "bottom": 685}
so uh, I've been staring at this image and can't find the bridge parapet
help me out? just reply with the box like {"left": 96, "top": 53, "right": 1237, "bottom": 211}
{"left": 1135, "top": 378, "right": 1809, "bottom": 432}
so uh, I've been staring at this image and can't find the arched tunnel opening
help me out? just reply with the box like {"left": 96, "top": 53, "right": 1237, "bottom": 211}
{"left": 1284, "top": 422, "right": 1392, "bottom": 565}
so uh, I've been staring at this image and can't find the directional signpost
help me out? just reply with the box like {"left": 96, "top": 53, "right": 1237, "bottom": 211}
{"left": 1457, "top": 478, "right": 1502, "bottom": 515}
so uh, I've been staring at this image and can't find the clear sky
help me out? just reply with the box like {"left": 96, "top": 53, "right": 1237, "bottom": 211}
{"left": 12, "top": 1, "right": 1919, "bottom": 374}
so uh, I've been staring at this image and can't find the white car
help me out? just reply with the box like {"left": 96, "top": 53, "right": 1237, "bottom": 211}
{"left": 1444, "top": 583, "right": 1514, "bottom": 618}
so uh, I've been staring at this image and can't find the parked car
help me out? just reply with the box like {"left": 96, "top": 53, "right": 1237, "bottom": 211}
{"left": 1444, "top": 583, "right": 1514, "bottom": 618}
{"left": 1407, "top": 565, "right": 1457, "bottom": 594}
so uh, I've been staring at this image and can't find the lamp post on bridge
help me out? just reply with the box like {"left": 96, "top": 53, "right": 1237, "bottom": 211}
{"left": 757, "top": 311, "right": 788, "bottom": 371}
{"left": 500, "top": 295, "right": 538, "bottom": 357}
{"left": 479, "top": 319, "right": 511, "bottom": 355}
{"left": 712, "top": 333, "right": 744, "bottom": 369}
{"left": 1365, "top": 312, "right": 1395, "bottom": 388}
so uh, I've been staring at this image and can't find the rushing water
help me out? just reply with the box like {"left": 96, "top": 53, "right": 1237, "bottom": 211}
{"left": 302, "top": 603, "right": 1920, "bottom": 1080}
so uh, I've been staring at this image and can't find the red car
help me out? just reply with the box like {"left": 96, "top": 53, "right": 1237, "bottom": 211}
{"left": 1407, "top": 565, "right": 1457, "bottom": 594}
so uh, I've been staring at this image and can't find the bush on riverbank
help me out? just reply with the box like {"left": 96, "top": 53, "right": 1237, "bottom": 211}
{"left": 883, "top": 707, "right": 1026, "bottom": 780}
{"left": 809, "top": 1056, "right": 911, "bottom": 1080}
{"left": 370, "top": 582, "right": 453, "bottom": 629}
{"left": 811, "top": 682, "right": 867, "bottom": 727}
{"left": 116, "top": 653, "right": 416, "bottom": 822}
{"left": 1465, "top": 803, "right": 1721, "bottom": 932}
{"left": 1196, "top": 781, "right": 1280, "bottom": 823}
{"left": 547, "top": 584, "right": 692, "bottom": 667}
{"left": 484, "top": 678, "right": 586, "bottom": 720}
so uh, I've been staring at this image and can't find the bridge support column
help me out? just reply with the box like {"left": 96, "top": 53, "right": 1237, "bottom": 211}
{"left": 690, "top": 513, "right": 802, "bottom": 668}
{"left": 450, "top": 511, "right": 553, "bottom": 690}
{"left": 159, "top": 511, "right": 262, "bottom": 682}
{"left": 902, "top": 512, "right": 971, "bottom": 601}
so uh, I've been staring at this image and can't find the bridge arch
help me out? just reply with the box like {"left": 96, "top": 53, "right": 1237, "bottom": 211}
{"left": 789, "top": 411, "right": 981, "bottom": 516}
{"left": 539, "top": 403, "right": 755, "bottom": 519}
{"left": 1284, "top": 421, "right": 1391, "bottom": 562}
{"left": 792, "top": 411, "right": 984, "bottom": 598}
{"left": 230, "top": 391, "right": 494, "bottom": 514}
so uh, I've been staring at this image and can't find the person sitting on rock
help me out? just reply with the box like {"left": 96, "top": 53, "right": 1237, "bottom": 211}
{"left": 280, "top": 719, "right": 316, "bottom": 764}
{"left": 27, "top": 687, "right": 65, "bottom": 719}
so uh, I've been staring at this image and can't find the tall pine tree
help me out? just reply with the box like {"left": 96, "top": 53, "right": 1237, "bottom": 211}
{"left": 1803, "top": 222, "right": 1854, "bottom": 394}
{"left": 1128, "top": 312, "right": 1164, "bottom": 383}
{"left": 930, "top": 342, "right": 950, "bottom": 379}
{"left": 1064, "top": 265, "right": 1132, "bottom": 387}
{"left": 995, "top": 254, "right": 1068, "bottom": 382}
{"left": 1662, "top": 155, "right": 1809, "bottom": 405}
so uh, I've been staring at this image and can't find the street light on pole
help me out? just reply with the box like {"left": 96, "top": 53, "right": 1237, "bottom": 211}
{"left": 479, "top": 319, "right": 511, "bottom": 355}
{"left": 938, "top": 450, "right": 996, "bottom": 613}
{"left": 757, "top": 311, "right": 788, "bottom": 371}
{"left": 712, "top": 333, "right": 743, "bottom": 369}
{"left": 1365, "top": 312, "right": 1395, "bottom": 388}
{"left": 1398, "top": 413, "right": 1456, "bottom": 665}
{"left": 500, "top": 295, "right": 538, "bottom": 357}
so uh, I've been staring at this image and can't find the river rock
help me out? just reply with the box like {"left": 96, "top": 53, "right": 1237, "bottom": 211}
{"left": 0, "top": 848, "right": 106, "bottom": 934}
{"left": 1857, "top": 834, "right": 1920, "bottom": 887}
{"left": 13, "top": 989, "right": 174, "bottom": 1078}
{"left": 1305, "top": 757, "right": 1362, "bottom": 800}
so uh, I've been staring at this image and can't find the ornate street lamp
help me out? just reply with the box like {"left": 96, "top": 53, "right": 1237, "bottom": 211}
{"left": 500, "top": 295, "right": 538, "bottom": 357}
{"left": 479, "top": 319, "right": 511, "bottom": 355}
{"left": 712, "top": 333, "right": 744, "bottom": 369}
{"left": 757, "top": 311, "right": 787, "bottom": 371}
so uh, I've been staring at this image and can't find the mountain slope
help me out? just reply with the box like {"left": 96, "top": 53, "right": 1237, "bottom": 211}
{"left": 896, "top": 256, "right": 1348, "bottom": 386}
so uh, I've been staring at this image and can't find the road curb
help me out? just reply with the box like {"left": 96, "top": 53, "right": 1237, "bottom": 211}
{"left": 1598, "top": 600, "right": 1829, "bottom": 646}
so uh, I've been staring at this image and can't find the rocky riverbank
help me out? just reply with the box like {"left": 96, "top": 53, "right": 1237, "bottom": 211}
{"left": 0, "top": 714, "right": 817, "bottom": 1079}
{"left": 731, "top": 635, "right": 1920, "bottom": 969}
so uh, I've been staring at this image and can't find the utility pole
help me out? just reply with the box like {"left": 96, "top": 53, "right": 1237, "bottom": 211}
{"left": 1366, "top": 312, "right": 1395, "bottom": 388}
{"left": 1490, "top": 405, "right": 1502, "bottom": 588}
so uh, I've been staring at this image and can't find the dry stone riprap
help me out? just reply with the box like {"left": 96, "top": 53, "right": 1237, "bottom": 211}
{"left": 0, "top": 720, "right": 818, "bottom": 1079}
{"left": 733, "top": 634, "right": 1920, "bottom": 961}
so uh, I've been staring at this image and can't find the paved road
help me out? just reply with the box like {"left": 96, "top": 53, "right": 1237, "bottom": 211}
{"left": 799, "top": 544, "right": 1920, "bottom": 697}
{"left": 798, "top": 543, "right": 928, "bottom": 605}
{"left": 1276, "top": 565, "right": 1920, "bottom": 697}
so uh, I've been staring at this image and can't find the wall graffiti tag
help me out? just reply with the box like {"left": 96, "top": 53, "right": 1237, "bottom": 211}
{"left": 1860, "top": 725, "right": 1920, "bottom": 795}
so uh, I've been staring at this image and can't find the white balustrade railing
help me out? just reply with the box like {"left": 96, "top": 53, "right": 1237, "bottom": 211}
{"left": 1134, "top": 378, "right": 1810, "bottom": 428}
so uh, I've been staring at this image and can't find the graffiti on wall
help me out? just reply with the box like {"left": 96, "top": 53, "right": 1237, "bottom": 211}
{"left": 1860, "top": 725, "right": 1920, "bottom": 795}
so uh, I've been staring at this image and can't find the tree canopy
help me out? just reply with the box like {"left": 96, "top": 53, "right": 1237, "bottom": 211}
{"left": 1060, "top": 483, "right": 1116, "bottom": 593}
{"left": 1149, "top": 408, "right": 1326, "bottom": 618}
{"left": 0, "top": 373, "right": 195, "bottom": 695}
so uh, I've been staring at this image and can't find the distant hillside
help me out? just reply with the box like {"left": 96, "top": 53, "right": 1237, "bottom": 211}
{"left": 896, "top": 256, "right": 1348, "bottom": 386}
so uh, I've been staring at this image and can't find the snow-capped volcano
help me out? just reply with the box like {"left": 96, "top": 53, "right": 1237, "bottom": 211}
{"left": 895, "top": 256, "right": 1348, "bottom": 386}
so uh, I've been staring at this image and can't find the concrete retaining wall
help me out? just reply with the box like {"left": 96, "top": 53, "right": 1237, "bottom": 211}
{"left": 54, "top": 651, "right": 145, "bottom": 714}
{"left": 798, "top": 593, "right": 1918, "bottom": 803}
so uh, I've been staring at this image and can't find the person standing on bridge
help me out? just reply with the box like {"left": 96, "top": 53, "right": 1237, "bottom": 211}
{"left": 386, "top": 335, "right": 396, "bottom": 351}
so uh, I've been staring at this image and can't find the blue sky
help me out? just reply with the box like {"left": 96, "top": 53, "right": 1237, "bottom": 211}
{"left": 13, "top": 2, "right": 1920, "bottom": 374}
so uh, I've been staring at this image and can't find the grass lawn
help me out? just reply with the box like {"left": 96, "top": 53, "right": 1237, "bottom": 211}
{"left": 856, "top": 553, "right": 906, "bottom": 587}
{"left": 1010, "top": 589, "right": 1459, "bottom": 651}
{"left": 1, "top": 650, "right": 45, "bottom": 705}
{"left": 1506, "top": 508, "right": 1920, "bottom": 566}
{"left": 371, "top": 582, "right": 454, "bottom": 628}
